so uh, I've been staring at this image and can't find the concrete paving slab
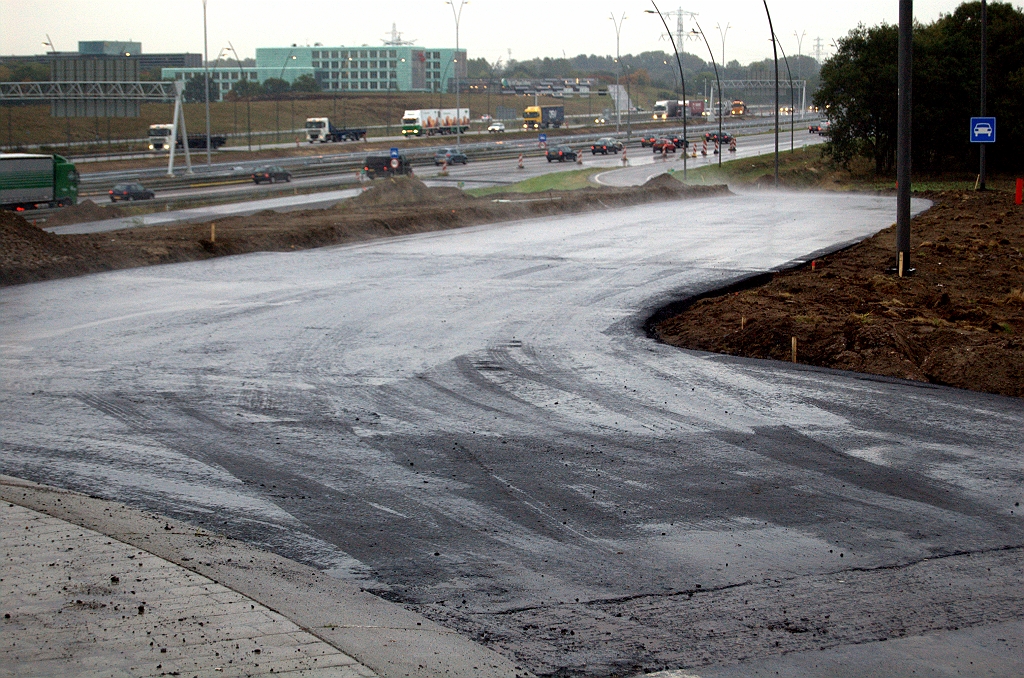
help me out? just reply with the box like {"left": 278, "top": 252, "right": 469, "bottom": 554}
{"left": 1, "top": 500, "right": 373, "bottom": 678}
{"left": 0, "top": 475, "right": 532, "bottom": 677}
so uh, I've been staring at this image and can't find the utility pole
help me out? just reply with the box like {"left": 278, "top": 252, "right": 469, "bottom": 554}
{"left": 979, "top": 0, "right": 988, "bottom": 191}
{"left": 202, "top": 0, "right": 211, "bottom": 166}
{"left": 763, "top": 1, "right": 780, "bottom": 187}
{"left": 610, "top": 12, "right": 626, "bottom": 134}
{"left": 447, "top": 0, "right": 467, "bottom": 151}
{"left": 896, "top": 0, "right": 913, "bottom": 275}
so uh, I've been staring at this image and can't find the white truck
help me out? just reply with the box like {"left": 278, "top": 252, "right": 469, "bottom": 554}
{"left": 401, "top": 109, "right": 469, "bottom": 137}
{"left": 304, "top": 118, "right": 366, "bottom": 143}
{"left": 147, "top": 124, "right": 227, "bottom": 151}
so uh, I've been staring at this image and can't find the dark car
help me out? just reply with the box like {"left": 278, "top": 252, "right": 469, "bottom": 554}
{"left": 364, "top": 154, "right": 413, "bottom": 178}
{"left": 590, "top": 138, "right": 623, "bottom": 155}
{"left": 109, "top": 183, "right": 154, "bottom": 202}
{"left": 545, "top": 145, "right": 578, "bottom": 162}
{"left": 639, "top": 134, "right": 658, "bottom": 147}
{"left": 703, "top": 132, "right": 735, "bottom": 145}
{"left": 251, "top": 166, "right": 291, "bottom": 184}
{"left": 808, "top": 124, "right": 822, "bottom": 134}
{"left": 651, "top": 138, "right": 678, "bottom": 153}
{"left": 433, "top": 148, "right": 468, "bottom": 166}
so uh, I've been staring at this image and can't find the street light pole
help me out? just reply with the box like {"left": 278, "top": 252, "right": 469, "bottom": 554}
{"left": 227, "top": 42, "right": 251, "bottom": 152}
{"left": 691, "top": 21, "right": 722, "bottom": 166}
{"left": 646, "top": 2, "right": 686, "bottom": 180}
{"left": 202, "top": 0, "right": 211, "bottom": 166}
{"left": 609, "top": 12, "right": 626, "bottom": 134}
{"left": 896, "top": 0, "right": 913, "bottom": 274}
{"left": 447, "top": 0, "right": 468, "bottom": 151}
{"left": 276, "top": 52, "right": 295, "bottom": 143}
{"left": 775, "top": 36, "right": 795, "bottom": 153}
{"left": 762, "top": 0, "right": 780, "bottom": 187}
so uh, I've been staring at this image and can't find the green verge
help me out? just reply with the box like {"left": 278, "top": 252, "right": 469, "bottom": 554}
{"left": 466, "top": 167, "right": 608, "bottom": 197}
{"left": 674, "top": 144, "right": 1018, "bottom": 192}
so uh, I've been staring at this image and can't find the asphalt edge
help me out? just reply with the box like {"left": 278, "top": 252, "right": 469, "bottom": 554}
{"left": 0, "top": 474, "right": 533, "bottom": 678}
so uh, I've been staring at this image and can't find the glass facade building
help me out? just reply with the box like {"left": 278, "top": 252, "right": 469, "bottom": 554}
{"left": 163, "top": 45, "right": 466, "bottom": 101}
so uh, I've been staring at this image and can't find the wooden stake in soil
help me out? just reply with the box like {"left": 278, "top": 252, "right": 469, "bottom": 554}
{"left": 210, "top": 223, "right": 215, "bottom": 243}
{"left": 791, "top": 336, "right": 797, "bottom": 363}
{"left": 898, "top": 251, "right": 905, "bottom": 277}
{"left": 741, "top": 316, "right": 746, "bottom": 330}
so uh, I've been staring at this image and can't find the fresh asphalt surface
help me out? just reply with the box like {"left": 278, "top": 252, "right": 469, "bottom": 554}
{"left": 4, "top": 186, "right": 1023, "bottom": 675}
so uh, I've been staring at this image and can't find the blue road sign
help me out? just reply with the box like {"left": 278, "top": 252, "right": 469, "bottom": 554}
{"left": 970, "top": 117, "right": 996, "bottom": 143}
{"left": 390, "top": 147, "right": 400, "bottom": 158}
{"left": 538, "top": 133, "right": 548, "bottom": 142}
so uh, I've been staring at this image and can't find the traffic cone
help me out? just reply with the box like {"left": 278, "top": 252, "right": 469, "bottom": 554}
{"left": 518, "top": 154, "right": 524, "bottom": 169}
{"left": 729, "top": 138, "right": 737, "bottom": 153}
{"left": 691, "top": 144, "right": 697, "bottom": 158}
{"left": 576, "top": 149, "right": 583, "bottom": 165}
{"left": 621, "top": 148, "right": 628, "bottom": 166}
{"left": 702, "top": 139, "right": 708, "bottom": 156}
{"left": 440, "top": 160, "right": 449, "bottom": 176}
{"left": 714, "top": 141, "right": 720, "bottom": 155}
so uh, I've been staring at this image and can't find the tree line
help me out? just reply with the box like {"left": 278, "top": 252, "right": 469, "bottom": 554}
{"left": 815, "top": 1, "right": 1023, "bottom": 174}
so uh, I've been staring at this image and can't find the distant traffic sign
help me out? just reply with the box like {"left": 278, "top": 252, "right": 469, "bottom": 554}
{"left": 390, "top": 158, "right": 399, "bottom": 169}
{"left": 538, "top": 133, "right": 547, "bottom": 142}
{"left": 970, "top": 117, "right": 996, "bottom": 143}
{"left": 390, "top": 147, "right": 400, "bottom": 158}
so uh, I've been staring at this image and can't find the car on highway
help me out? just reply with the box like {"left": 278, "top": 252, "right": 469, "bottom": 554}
{"left": 487, "top": 121, "right": 506, "bottom": 133}
{"left": 251, "top": 166, "right": 292, "bottom": 184}
{"left": 590, "top": 138, "right": 623, "bottom": 155}
{"left": 703, "top": 132, "right": 735, "bottom": 145}
{"left": 640, "top": 134, "right": 658, "bottom": 147}
{"left": 364, "top": 154, "right": 412, "bottom": 178}
{"left": 651, "top": 138, "right": 678, "bottom": 153}
{"left": 108, "top": 183, "right": 154, "bottom": 202}
{"left": 434, "top": 148, "right": 468, "bottom": 165}
{"left": 545, "top": 145, "right": 578, "bottom": 162}
{"left": 594, "top": 116, "right": 607, "bottom": 124}
{"left": 808, "top": 123, "right": 822, "bottom": 134}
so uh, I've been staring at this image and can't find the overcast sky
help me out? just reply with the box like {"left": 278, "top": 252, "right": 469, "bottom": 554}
{"left": 3, "top": 0, "right": 1021, "bottom": 66}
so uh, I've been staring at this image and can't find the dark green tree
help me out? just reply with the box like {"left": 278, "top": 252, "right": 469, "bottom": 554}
{"left": 290, "top": 74, "right": 320, "bottom": 92}
{"left": 816, "top": 1, "right": 1023, "bottom": 174}
{"left": 182, "top": 75, "right": 218, "bottom": 103}
{"left": 230, "top": 79, "right": 264, "bottom": 97}
{"left": 261, "top": 77, "right": 290, "bottom": 95}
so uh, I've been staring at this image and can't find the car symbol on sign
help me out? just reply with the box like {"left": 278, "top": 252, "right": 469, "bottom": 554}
{"left": 973, "top": 122, "right": 993, "bottom": 138}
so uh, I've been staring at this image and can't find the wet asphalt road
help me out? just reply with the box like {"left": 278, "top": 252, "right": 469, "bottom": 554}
{"left": 2, "top": 191, "right": 1022, "bottom": 676}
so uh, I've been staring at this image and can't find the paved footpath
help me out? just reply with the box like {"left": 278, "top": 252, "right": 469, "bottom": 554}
{"left": 1, "top": 501, "right": 375, "bottom": 678}
{"left": 0, "top": 476, "right": 531, "bottom": 678}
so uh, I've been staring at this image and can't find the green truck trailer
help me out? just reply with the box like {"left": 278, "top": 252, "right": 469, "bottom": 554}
{"left": 0, "top": 153, "right": 79, "bottom": 211}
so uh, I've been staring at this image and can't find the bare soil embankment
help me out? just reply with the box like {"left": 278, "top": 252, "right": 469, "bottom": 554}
{"left": 1, "top": 174, "right": 727, "bottom": 287}
{"left": 655, "top": 189, "right": 1024, "bottom": 397}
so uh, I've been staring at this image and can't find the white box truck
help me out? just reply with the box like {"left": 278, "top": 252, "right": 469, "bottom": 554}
{"left": 401, "top": 109, "right": 469, "bottom": 136}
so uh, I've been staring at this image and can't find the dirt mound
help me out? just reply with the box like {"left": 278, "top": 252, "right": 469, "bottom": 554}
{"left": 39, "top": 199, "right": 124, "bottom": 227}
{"left": 642, "top": 173, "right": 687, "bottom": 191}
{"left": 0, "top": 210, "right": 76, "bottom": 284}
{"left": 347, "top": 175, "right": 470, "bottom": 208}
{"left": 656, "top": 189, "right": 1024, "bottom": 398}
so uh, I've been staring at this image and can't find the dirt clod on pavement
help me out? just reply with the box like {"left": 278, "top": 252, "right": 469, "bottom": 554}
{"left": 1, "top": 175, "right": 728, "bottom": 287}
{"left": 655, "top": 189, "right": 1024, "bottom": 397}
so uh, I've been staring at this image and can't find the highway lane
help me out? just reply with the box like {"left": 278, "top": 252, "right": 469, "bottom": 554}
{"left": 3, "top": 191, "right": 1021, "bottom": 676}
{"left": 56, "top": 131, "right": 824, "bottom": 235}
